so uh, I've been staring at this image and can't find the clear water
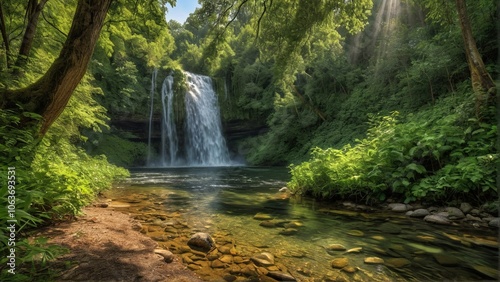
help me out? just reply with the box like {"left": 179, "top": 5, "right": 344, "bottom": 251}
{"left": 108, "top": 167, "right": 498, "bottom": 281}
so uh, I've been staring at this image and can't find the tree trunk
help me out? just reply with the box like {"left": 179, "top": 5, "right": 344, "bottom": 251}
{"left": 0, "top": 2, "right": 10, "bottom": 68}
{"left": 14, "top": 0, "right": 49, "bottom": 72}
{"left": 455, "top": 0, "right": 496, "bottom": 117}
{"left": 1, "top": 0, "right": 113, "bottom": 135}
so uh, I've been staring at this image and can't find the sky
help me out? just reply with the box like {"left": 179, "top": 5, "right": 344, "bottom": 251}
{"left": 166, "top": 0, "right": 200, "bottom": 24}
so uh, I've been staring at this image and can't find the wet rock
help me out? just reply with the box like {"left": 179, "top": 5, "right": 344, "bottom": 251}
{"left": 223, "top": 274, "right": 237, "bottom": 282}
{"left": 405, "top": 211, "right": 414, "bottom": 216}
{"left": 279, "top": 228, "right": 298, "bottom": 235}
{"left": 488, "top": 218, "right": 500, "bottom": 228}
{"left": 251, "top": 252, "right": 275, "bottom": 266}
{"left": 424, "top": 214, "right": 451, "bottom": 225}
{"left": 331, "top": 257, "right": 349, "bottom": 269}
{"left": 187, "top": 232, "right": 215, "bottom": 252}
{"left": 409, "top": 209, "right": 429, "bottom": 218}
{"left": 347, "top": 230, "right": 364, "bottom": 237}
{"left": 234, "top": 256, "right": 249, "bottom": 264}
{"left": 364, "top": 257, "right": 385, "bottom": 264}
{"left": 283, "top": 221, "right": 303, "bottom": 228}
{"left": 445, "top": 207, "right": 465, "bottom": 219}
{"left": 326, "top": 244, "right": 347, "bottom": 252}
{"left": 385, "top": 258, "right": 411, "bottom": 268}
{"left": 259, "top": 221, "right": 277, "bottom": 228}
{"left": 267, "top": 271, "right": 297, "bottom": 281}
{"left": 341, "top": 266, "right": 357, "bottom": 273}
{"left": 219, "top": 254, "right": 233, "bottom": 264}
{"left": 241, "top": 265, "right": 258, "bottom": 276}
{"left": 253, "top": 213, "right": 273, "bottom": 220}
{"left": 388, "top": 203, "right": 409, "bottom": 212}
{"left": 465, "top": 214, "right": 482, "bottom": 222}
{"left": 154, "top": 249, "right": 174, "bottom": 263}
{"left": 433, "top": 254, "right": 460, "bottom": 266}
{"left": 211, "top": 259, "right": 226, "bottom": 268}
{"left": 469, "top": 209, "right": 481, "bottom": 216}
{"left": 460, "top": 202, "right": 473, "bottom": 214}
{"left": 346, "top": 247, "right": 363, "bottom": 253}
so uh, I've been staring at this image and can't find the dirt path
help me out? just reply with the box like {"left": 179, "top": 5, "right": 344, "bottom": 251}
{"left": 36, "top": 206, "right": 203, "bottom": 282}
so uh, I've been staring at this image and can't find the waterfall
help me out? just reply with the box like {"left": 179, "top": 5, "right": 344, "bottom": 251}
{"left": 146, "top": 70, "right": 231, "bottom": 166}
{"left": 184, "top": 72, "right": 230, "bottom": 166}
{"left": 147, "top": 68, "right": 157, "bottom": 165}
{"left": 160, "top": 75, "right": 178, "bottom": 166}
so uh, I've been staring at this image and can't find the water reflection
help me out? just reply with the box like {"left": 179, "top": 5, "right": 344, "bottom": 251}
{"left": 109, "top": 167, "right": 498, "bottom": 281}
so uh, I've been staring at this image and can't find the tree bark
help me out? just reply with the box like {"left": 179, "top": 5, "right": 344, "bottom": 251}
{"left": 14, "top": 0, "right": 49, "bottom": 71}
{"left": 455, "top": 0, "right": 496, "bottom": 117}
{"left": 0, "top": 2, "right": 10, "bottom": 68}
{"left": 1, "top": 0, "right": 113, "bottom": 135}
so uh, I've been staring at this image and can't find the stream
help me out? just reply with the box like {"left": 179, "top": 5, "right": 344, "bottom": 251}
{"left": 106, "top": 167, "right": 498, "bottom": 281}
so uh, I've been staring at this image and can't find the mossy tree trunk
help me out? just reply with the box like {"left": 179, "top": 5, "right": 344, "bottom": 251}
{"left": 455, "top": 0, "right": 496, "bottom": 117}
{"left": 0, "top": 0, "right": 113, "bottom": 135}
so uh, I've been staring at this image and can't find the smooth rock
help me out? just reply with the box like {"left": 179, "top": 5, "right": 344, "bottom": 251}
{"left": 460, "top": 202, "right": 473, "bottom": 214}
{"left": 253, "top": 213, "right": 273, "bottom": 220}
{"left": 331, "top": 257, "right": 349, "bottom": 269}
{"left": 385, "top": 258, "right": 411, "bottom": 268}
{"left": 470, "top": 209, "right": 481, "bottom": 216}
{"left": 433, "top": 254, "right": 460, "bottom": 266}
{"left": 347, "top": 230, "right": 364, "bottom": 237}
{"left": 388, "top": 203, "right": 408, "bottom": 212}
{"left": 410, "top": 209, "right": 429, "bottom": 218}
{"left": 364, "top": 257, "right": 385, "bottom": 264}
{"left": 219, "top": 254, "right": 233, "bottom": 263}
{"left": 211, "top": 259, "right": 226, "bottom": 268}
{"left": 424, "top": 214, "right": 451, "bottom": 225}
{"left": 259, "top": 221, "right": 277, "bottom": 228}
{"left": 279, "top": 228, "right": 298, "bottom": 235}
{"left": 488, "top": 218, "right": 500, "bottom": 228}
{"left": 445, "top": 207, "right": 465, "bottom": 219}
{"left": 465, "top": 214, "right": 482, "bottom": 222}
{"left": 341, "top": 266, "right": 357, "bottom": 273}
{"left": 267, "top": 271, "right": 297, "bottom": 281}
{"left": 346, "top": 247, "right": 363, "bottom": 253}
{"left": 154, "top": 249, "right": 174, "bottom": 263}
{"left": 187, "top": 232, "right": 215, "bottom": 252}
{"left": 326, "top": 244, "right": 347, "bottom": 251}
{"left": 251, "top": 252, "right": 275, "bottom": 266}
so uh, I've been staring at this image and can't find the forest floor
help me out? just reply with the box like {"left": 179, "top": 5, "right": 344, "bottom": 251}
{"left": 33, "top": 205, "right": 203, "bottom": 282}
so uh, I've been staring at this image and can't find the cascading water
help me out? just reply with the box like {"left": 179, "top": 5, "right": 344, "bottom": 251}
{"left": 146, "top": 68, "right": 157, "bottom": 165}
{"left": 160, "top": 75, "right": 178, "bottom": 166}
{"left": 184, "top": 72, "right": 230, "bottom": 166}
{"left": 147, "top": 70, "right": 231, "bottom": 166}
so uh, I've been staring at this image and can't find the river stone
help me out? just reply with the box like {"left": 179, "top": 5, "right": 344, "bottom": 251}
{"left": 267, "top": 271, "right": 297, "bottom": 281}
{"left": 469, "top": 208, "right": 481, "bottom": 216}
{"left": 347, "top": 230, "right": 364, "bottom": 237}
{"left": 445, "top": 207, "right": 465, "bottom": 219}
{"left": 424, "top": 214, "right": 451, "bottom": 225}
{"left": 259, "top": 221, "right": 277, "bottom": 228}
{"left": 187, "top": 232, "right": 215, "bottom": 252}
{"left": 346, "top": 247, "right": 363, "bottom": 253}
{"left": 433, "top": 254, "right": 460, "bottom": 266}
{"left": 342, "top": 266, "right": 358, "bottom": 273}
{"left": 251, "top": 252, "right": 275, "bottom": 266}
{"left": 219, "top": 254, "right": 233, "bottom": 263}
{"left": 327, "top": 244, "right": 347, "bottom": 251}
{"left": 410, "top": 209, "right": 430, "bottom": 218}
{"left": 279, "top": 228, "right": 298, "bottom": 235}
{"left": 488, "top": 217, "right": 500, "bottom": 228}
{"left": 388, "top": 203, "right": 409, "bottom": 212}
{"left": 364, "top": 257, "right": 385, "bottom": 264}
{"left": 385, "top": 258, "right": 411, "bottom": 268}
{"left": 284, "top": 221, "right": 304, "bottom": 228}
{"left": 211, "top": 259, "right": 226, "bottom": 268}
{"left": 154, "top": 249, "right": 174, "bottom": 263}
{"left": 460, "top": 202, "right": 473, "bottom": 214}
{"left": 465, "top": 214, "right": 482, "bottom": 222}
{"left": 223, "top": 274, "right": 237, "bottom": 282}
{"left": 253, "top": 213, "right": 273, "bottom": 220}
{"left": 331, "top": 257, "right": 349, "bottom": 269}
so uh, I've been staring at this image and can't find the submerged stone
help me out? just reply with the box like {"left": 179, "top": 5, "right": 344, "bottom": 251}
{"left": 331, "top": 257, "right": 349, "bottom": 269}
{"left": 187, "top": 232, "right": 215, "bottom": 252}
{"left": 326, "top": 244, "right": 347, "bottom": 251}
{"left": 267, "top": 271, "right": 297, "bottom": 281}
{"left": 385, "top": 258, "right": 411, "bottom": 268}
{"left": 251, "top": 252, "right": 275, "bottom": 266}
{"left": 433, "top": 254, "right": 460, "bottom": 266}
{"left": 253, "top": 213, "right": 273, "bottom": 220}
{"left": 364, "top": 257, "right": 385, "bottom": 264}
{"left": 347, "top": 230, "right": 364, "bottom": 237}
